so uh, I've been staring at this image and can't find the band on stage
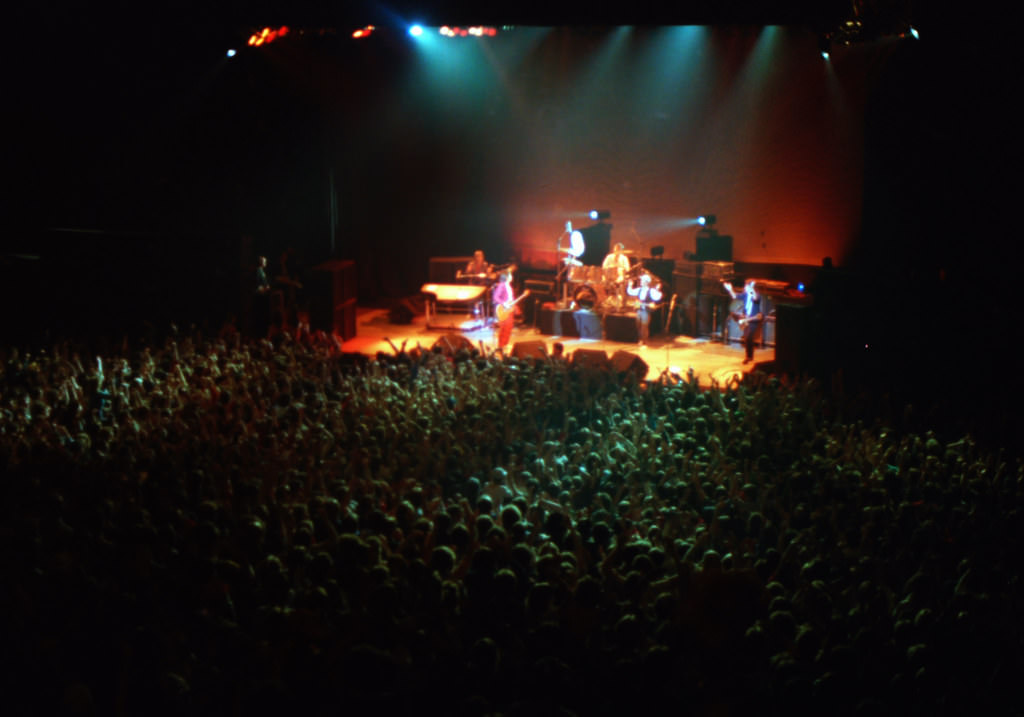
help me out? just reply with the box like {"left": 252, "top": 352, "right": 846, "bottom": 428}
{"left": 456, "top": 227, "right": 670, "bottom": 348}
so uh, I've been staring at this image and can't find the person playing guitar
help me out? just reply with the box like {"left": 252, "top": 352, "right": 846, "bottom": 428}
{"left": 492, "top": 271, "right": 527, "bottom": 351}
{"left": 626, "top": 271, "right": 663, "bottom": 347}
{"left": 723, "top": 279, "right": 763, "bottom": 364}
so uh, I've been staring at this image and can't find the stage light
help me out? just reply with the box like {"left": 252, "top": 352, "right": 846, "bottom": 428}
{"left": 226, "top": 49, "right": 236, "bottom": 58}
{"left": 352, "top": 25, "right": 375, "bottom": 39}
{"left": 909, "top": 27, "right": 919, "bottom": 39}
{"left": 698, "top": 214, "right": 716, "bottom": 227}
{"left": 589, "top": 210, "right": 611, "bottom": 221}
{"left": 409, "top": 24, "right": 424, "bottom": 37}
{"left": 247, "top": 26, "right": 289, "bottom": 47}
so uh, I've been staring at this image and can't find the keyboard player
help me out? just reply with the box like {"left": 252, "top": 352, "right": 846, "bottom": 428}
{"left": 460, "top": 250, "right": 494, "bottom": 321}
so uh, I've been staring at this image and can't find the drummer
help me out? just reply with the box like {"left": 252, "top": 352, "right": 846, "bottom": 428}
{"left": 602, "top": 242, "right": 632, "bottom": 306}
{"left": 602, "top": 243, "right": 631, "bottom": 283}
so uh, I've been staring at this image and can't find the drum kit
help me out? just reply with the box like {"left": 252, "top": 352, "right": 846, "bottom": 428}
{"left": 559, "top": 248, "right": 646, "bottom": 313}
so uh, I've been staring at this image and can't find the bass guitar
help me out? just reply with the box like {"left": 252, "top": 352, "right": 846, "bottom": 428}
{"left": 495, "top": 290, "right": 530, "bottom": 323}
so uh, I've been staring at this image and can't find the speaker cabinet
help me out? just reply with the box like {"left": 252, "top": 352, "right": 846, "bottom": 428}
{"left": 432, "top": 333, "right": 475, "bottom": 354}
{"left": 573, "top": 310, "right": 602, "bottom": 340}
{"left": 523, "top": 292, "right": 555, "bottom": 326}
{"left": 611, "top": 350, "right": 648, "bottom": 379}
{"left": 309, "top": 260, "right": 357, "bottom": 339}
{"left": 571, "top": 348, "right": 610, "bottom": 370}
{"left": 641, "top": 258, "right": 676, "bottom": 287}
{"left": 538, "top": 308, "right": 579, "bottom": 336}
{"left": 604, "top": 313, "right": 640, "bottom": 343}
{"left": 512, "top": 340, "right": 548, "bottom": 359}
{"left": 696, "top": 231, "right": 732, "bottom": 262}
{"left": 429, "top": 256, "right": 473, "bottom": 283}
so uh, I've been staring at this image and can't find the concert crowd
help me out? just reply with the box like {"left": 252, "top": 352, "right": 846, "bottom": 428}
{"left": 2, "top": 327, "right": 1021, "bottom": 715}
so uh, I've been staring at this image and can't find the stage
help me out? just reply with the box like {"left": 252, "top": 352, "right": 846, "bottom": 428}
{"left": 338, "top": 306, "right": 773, "bottom": 386}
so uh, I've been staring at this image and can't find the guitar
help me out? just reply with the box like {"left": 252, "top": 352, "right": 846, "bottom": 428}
{"left": 731, "top": 311, "right": 762, "bottom": 328}
{"left": 666, "top": 293, "right": 677, "bottom": 330}
{"left": 495, "top": 290, "right": 530, "bottom": 323}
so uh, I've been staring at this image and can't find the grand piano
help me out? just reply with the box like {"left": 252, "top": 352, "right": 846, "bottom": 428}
{"left": 421, "top": 283, "right": 489, "bottom": 330}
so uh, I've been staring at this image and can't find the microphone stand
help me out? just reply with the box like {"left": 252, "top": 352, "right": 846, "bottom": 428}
{"left": 556, "top": 228, "right": 570, "bottom": 309}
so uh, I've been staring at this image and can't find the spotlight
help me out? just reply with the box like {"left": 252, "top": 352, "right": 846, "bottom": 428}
{"left": 409, "top": 24, "right": 424, "bottom": 37}
{"left": 589, "top": 210, "right": 611, "bottom": 221}
{"left": 698, "top": 214, "right": 716, "bottom": 228}
{"left": 909, "top": 27, "right": 919, "bottom": 39}
{"left": 226, "top": 48, "right": 236, "bottom": 58}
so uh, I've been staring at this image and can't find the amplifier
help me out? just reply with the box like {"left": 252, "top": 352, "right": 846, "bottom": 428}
{"left": 524, "top": 279, "right": 556, "bottom": 294}
{"left": 700, "top": 261, "right": 735, "bottom": 280}
{"left": 429, "top": 256, "right": 473, "bottom": 283}
{"left": 673, "top": 261, "right": 734, "bottom": 280}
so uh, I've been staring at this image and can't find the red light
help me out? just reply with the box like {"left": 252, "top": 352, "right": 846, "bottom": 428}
{"left": 246, "top": 26, "right": 289, "bottom": 47}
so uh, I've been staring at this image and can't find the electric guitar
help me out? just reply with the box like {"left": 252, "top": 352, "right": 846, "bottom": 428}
{"left": 495, "top": 290, "right": 530, "bottom": 322}
{"left": 731, "top": 311, "right": 762, "bottom": 328}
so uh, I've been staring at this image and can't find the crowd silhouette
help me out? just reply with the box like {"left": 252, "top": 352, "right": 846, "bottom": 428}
{"left": 2, "top": 326, "right": 1021, "bottom": 715}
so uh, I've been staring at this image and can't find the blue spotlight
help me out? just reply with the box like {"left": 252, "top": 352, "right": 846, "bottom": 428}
{"left": 226, "top": 48, "right": 236, "bottom": 58}
{"left": 409, "top": 24, "right": 424, "bottom": 37}
{"left": 589, "top": 210, "right": 611, "bottom": 221}
{"left": 698, "top": 214, "right": 716, "bottom": 228}
{"left": 909, "top": 27, "right": 920, "bottom": 39}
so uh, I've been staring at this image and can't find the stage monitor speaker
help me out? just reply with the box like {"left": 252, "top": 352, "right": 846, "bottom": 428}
{"left": 611, "top": 350, "right": 648, "bottom": 379}
{"left": 512, "top": 340, "right": 548, "bottom": 359}
{"left": 389, "top": 295, "right": 424, "bottom": 324}
{"left": 432, "top": 333, "right": 474, "bottom": 355}
{"left": 571, "top": 348, "right": 610, "bottom": 371}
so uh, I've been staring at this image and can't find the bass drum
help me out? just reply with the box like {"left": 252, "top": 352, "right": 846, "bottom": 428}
{"left": 573, "top": 282, "right": 607, "bottom": 310}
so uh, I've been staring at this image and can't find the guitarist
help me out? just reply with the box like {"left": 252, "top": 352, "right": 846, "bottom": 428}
{"left": 491, "top": 270, "right": 517, "bottom": 351}
{"left": 723, "top": 279, "right": 763, "bottom": 364}
{"left": 626, "top": 271, "right": 663, "bottom": 347}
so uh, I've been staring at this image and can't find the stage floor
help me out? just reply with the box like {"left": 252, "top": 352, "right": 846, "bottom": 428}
{"left": 339, "top": 307, "right": 773, "bottom": 386}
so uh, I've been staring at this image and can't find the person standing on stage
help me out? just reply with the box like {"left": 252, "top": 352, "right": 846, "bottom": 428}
{"left": 626, "top": 271, "right": 663, "bottom": 347}
{"left": 723, "top": 278, "right": 763, "bottom": 364}
{"left": 492, "top": 270, "right": 516, "bottom": 351}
